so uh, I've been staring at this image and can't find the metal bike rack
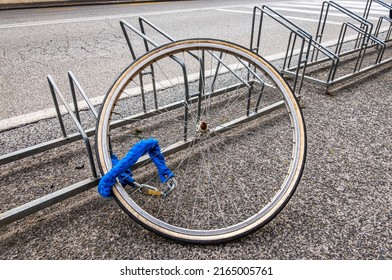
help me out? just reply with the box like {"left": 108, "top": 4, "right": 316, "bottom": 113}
{"left": 311, "top": 0, "right": 391, "bottom": 90}
{"left": 250, "top": 5, "right": 339, "bottom": 96}
{"left": 121, "top": 17, "right": 269, "bottom": 118}
{"left": 251, "top": 0, "right": 392, "bottom": 93}
{"left": 1, "top": 0, "right": 391, "bottom": 227}
{"left": 0, "top": 72, "right": 99, "bottom": 167}
{"left": 47, "top": 73, "right": 98, "bottom": 179}
{"left": 363, "top": 0, "right": 392, "bottom": 41}
{"left": 0, "top": 72, "right": 100, "bottom": 227}
{"left": 0, "top": 17, "right": 199, "bottom": 227}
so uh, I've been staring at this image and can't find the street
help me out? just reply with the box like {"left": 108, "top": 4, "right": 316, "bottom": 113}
{"left": 0, "top": 0, "right": 381, "bottom": 125}
{"left": 0, "top": 0, "right": 391, "bottom": 261}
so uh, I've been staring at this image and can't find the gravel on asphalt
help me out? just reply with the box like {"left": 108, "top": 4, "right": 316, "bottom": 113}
{"left": 0, "top": 54, "right": 391, "bottom": 260}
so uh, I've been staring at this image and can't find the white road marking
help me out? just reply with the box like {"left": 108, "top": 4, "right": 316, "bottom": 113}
{"left": 274, "top": 1, "right": 387, "bottom": 11}
{"left": 0, "top": 50, "right": 291, "bottom": 132}
{"left": 271, "top": 5, "right": 388, "bottom": 15}
{"left": 0, "top": 2, "right": 265, "bottom": 29}
{"left": 333, "top": 0, "right": 391, "bottom": 8}
{"left": 216, "top": 8, "right": 344, "bottom": 25}
{"left": 257, "top": 7, "right": 380, "bottom": 21}
{"left": 272, "top": 2, "right": 387, "bottom": 12}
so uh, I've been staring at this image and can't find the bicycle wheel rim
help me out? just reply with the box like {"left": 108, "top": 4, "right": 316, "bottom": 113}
{"left": 96, "top": 39, "right": 306, "bottom": 243}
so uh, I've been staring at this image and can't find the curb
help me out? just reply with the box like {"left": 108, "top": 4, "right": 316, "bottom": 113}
{"left": 0, "top": 0, "right": 165, "bottom": 10}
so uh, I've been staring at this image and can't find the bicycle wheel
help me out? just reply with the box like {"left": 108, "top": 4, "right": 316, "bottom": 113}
{"left": 96, "top": 39, "right": 306, "bottom": 244}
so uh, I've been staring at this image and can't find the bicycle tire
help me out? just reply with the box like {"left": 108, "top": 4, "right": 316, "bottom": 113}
{"left": 96, "top": 39, "right": 307, "bottom": 244}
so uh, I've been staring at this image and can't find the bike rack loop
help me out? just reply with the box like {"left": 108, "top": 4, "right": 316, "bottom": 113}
{"left": 121, "top": 17, "right": 261, "bottom": 118}
{"left": 250, "top": 5, "right": 311, "bottom": 96}
{"left": 253, "top": 0, "right": 392, "bottom": 92}
{"left": 0, "top": 72, "right": 100, "bottom": 227}
{"left": 47, "top": 74, "right": 98, "bottom": 179}
{"left": 250, "top": 5, "right": 339, "bottom": 91}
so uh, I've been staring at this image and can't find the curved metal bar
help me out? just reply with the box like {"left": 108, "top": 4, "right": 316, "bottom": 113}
{"left": 47, "top": 75, "right": 98, "bottom": 179}
{"left": 68, "top": 71, "right": 98, "bottom": 120}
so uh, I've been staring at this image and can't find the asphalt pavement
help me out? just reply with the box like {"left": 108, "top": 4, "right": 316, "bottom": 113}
{"left": 0, "top": 0, "right": 391, "bottom": 260}
{"left": 0, "top": 0, "right": 295, "bottom": 126}
{"left": 0, "top": 62, "right": 391, "bottom": 259}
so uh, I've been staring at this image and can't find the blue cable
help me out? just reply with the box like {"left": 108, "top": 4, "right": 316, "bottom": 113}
{"left": 98, "top": 138, "right": 174, "bottom": 198}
